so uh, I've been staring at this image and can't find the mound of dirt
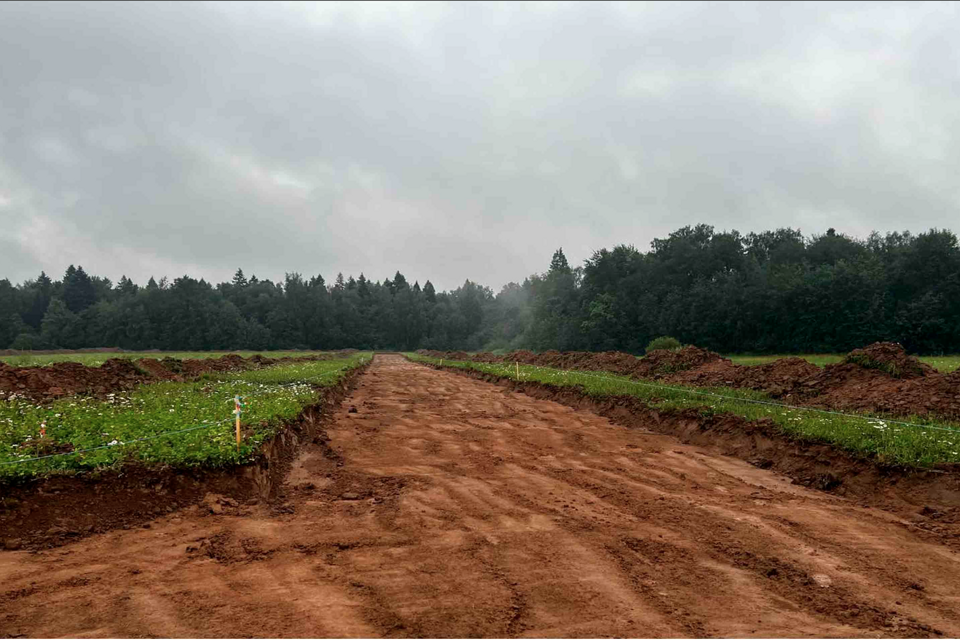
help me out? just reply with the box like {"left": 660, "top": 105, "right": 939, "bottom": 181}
{"left": 844, "top": 342, "right": 936, "bottom": 379}
{"left": 0, "top": 347, "right": 124, "bottom": 356}
{"left": 0, "top": 358, "right": 146, "bottom": 400}
{"left": 0, "top": 354, "right": 312, "bottom": 402}
{"left": 180, "top": 354, "right": 247, "bottom": 376}
{"left": 134, "top": 358, "right": 182, "bottom": 381}
{"left": 633, "top": 346, "right": 726, "bottom": 378}
{"left": 502, "top": 350, "right": 537, "bottom": 363}
{"left": 669, "top": 357, "right": 822, "bottom": 399}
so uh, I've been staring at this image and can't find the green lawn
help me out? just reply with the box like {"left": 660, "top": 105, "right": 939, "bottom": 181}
{"left": 407, "top": 353, "right": 960, "bottom": 469}
{"left": 0, "top": 353, "right": 371, "bottom": 481}
{"left": 0, "top": 350, "right": 324, "bottom": 368}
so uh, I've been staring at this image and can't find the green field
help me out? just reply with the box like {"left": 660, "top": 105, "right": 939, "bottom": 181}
{"left": 407, "top": 353, "right": 960, "bottom": 469}
{"left": 0, "top": 353, "right": 371, "bottom": 481}
{"left": 727, "top": 353, "right": 960, "bottom": 372}
{"left": 0, "top": 351, "right": 325, "bottom": 368}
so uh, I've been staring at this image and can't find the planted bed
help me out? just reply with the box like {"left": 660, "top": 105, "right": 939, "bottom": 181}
{"left": 0, "top": 353, "right": 371, "bottom": 481}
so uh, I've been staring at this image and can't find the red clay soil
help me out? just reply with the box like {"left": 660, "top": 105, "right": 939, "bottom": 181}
{"left": 3, "top": 355, "right": 960, "bottom": 637}
{"left": 419, "top": 342, "right": 960, "bottom": 420}
{"left": 0, "top": 354, "right": 335, "bottom": 402}
{"left": 0, "top": 359, "right": 146, "bottom": 401}
{"left": 0, "top": 347, "right": 124, "bottom": 356}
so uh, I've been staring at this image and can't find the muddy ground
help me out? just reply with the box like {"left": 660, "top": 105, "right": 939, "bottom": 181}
{"left": 2, "top": 355, "right": 960, "bottom": 637}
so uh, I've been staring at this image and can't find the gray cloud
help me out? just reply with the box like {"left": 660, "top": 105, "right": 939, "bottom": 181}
{"left": 1, "top": 1, "right": 958, "bottom": 290}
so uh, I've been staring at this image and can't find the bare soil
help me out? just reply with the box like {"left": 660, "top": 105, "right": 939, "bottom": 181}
{"left": 3, "top": 355, "right": 960, "bottom": 637}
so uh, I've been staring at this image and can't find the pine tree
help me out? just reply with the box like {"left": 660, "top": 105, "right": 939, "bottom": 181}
{"left": 232, "top": 268, "right": 248, "bottom": 288}
{"left": 549, "top": 248, "right": 571, "bottom": 274}
{"left": 393, "top": 271, "right": 409, "bottom": 291}
{"left": 423, "top": 280, "right": 437, "bottom": 303}
{"left": 62, "top": 265, "right": 97, "bottom": 313}
{"left": 22, "top": 271, "right": 54, "bottom": 329}
{"left": 357, "top": 273, "right": 370, "bottom": 298}
{"left": 116, "top": 275, "right": 138, "bottom": 296}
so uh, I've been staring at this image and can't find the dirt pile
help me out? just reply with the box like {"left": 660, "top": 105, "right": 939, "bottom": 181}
{"left": 632, "top": 346, "right": 726, "bottom": 377}
{"left": 669, "top": 357, "right": 822, "bottom": 398}
{"left": 0, "top": 347, "right": 124, "bottom": 356}
{"left": 0, "top": 354, "right": 323, "bottom": 402}
{"left": 843, "top": 341, "right": 936, "bottom": 379}
{"left": 666, "top": 342, "right": 960, "bottom": 418}
{"left": 0, "top": 359, "right": 145, "bottom": 400}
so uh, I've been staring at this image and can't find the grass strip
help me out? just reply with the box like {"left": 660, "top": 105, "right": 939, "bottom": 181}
{"left": 407, "top": 353, "right": 960, "bottom": 469}
{"left": 0, "top": 353, "right": 371, "bottom": 481}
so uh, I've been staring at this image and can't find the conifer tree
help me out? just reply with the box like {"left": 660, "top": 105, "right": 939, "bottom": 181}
{"left": 62, "top": 265, "right": 97, "bottom": 313}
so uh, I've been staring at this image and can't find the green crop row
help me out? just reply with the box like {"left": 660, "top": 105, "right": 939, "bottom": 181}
{"left": 406, "top": 353, "right": 960, "bottom": 469}
{"left": 0, "top": 353, "right": 371, "bottom": 481}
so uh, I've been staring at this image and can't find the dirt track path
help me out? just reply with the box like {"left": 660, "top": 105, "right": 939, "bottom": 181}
{"left": 3, "top": 354, "right": 960, "bottom": 638}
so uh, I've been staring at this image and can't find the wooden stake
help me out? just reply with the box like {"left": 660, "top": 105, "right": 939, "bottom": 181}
{"left": 234, "top": 395, "right": 241, "bottom": 453}
{"left": 516, "top": 361, "right": 520, "bottom": 381}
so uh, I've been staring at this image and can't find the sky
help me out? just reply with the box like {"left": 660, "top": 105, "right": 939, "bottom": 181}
{"left": 1, "top": 1, "right": 959, "bottom": 292}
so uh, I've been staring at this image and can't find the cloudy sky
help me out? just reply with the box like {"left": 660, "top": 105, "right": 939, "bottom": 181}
{"left": 1, "top": 1, "right": 958, "bottom": 291}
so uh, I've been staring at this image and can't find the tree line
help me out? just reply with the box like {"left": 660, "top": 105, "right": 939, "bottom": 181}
{"left": 1, "top": 225, "right": 958, "bottom": 355}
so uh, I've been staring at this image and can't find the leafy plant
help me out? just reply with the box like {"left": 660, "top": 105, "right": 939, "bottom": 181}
{"left": 645, "top": 336, "right": 682, "bottom": 353}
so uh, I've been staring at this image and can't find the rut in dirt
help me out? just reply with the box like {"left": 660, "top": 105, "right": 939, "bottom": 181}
{"left": 2, "top": 354, "right": 960, "bottom": 638}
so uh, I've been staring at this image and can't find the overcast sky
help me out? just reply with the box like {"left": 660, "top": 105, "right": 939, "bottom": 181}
{"left": 1, "top": 1, "right": 959, "bottom": 291}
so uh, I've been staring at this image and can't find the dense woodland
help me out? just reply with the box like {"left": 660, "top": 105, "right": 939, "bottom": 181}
{"left": 1, "top": 225, "right": 959, "bottom": 355}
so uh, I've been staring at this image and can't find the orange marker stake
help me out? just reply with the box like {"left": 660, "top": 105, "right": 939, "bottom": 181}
{"left": 516, "top": 361, "right": 520, "bottom": 381}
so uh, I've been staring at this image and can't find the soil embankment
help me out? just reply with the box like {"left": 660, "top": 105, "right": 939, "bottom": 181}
{"left": 3, "top": 355, "right": 959, "bottom": 637}
{"left": 0, "top": 351, "right": 357, "bottom": 402}
{"left": 418, "top": 342, "right": 960, "bottom": 420}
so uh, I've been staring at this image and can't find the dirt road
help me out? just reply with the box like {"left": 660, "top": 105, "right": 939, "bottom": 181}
{"left": 2, "top": 354, "right": 959, "bottom": 637}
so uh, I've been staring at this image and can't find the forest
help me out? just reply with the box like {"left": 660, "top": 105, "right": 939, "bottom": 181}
{"left": 1, "top": 224, "right": 959, "bottom": 355}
